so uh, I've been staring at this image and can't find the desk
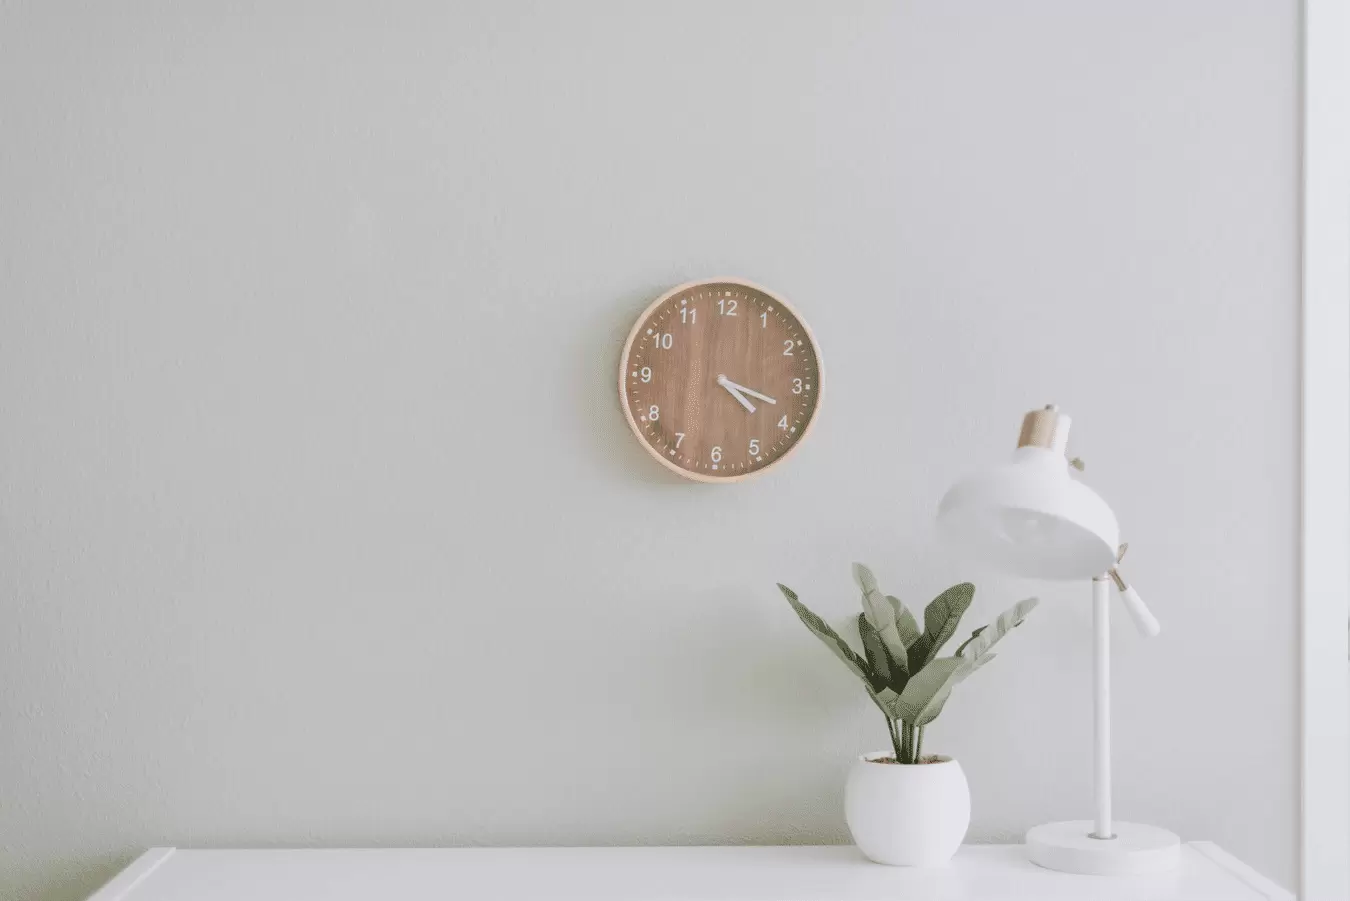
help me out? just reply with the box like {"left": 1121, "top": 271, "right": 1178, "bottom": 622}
{"left": 88, "top": 843, "right": 1292, "bottom": 901}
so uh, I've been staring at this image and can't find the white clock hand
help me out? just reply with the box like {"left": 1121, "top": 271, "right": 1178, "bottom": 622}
{"left": 717, "top": 376, "right": 757, "bottom": 413}
{"left": 719, "top": 377, "right": 777, "bottom": 405}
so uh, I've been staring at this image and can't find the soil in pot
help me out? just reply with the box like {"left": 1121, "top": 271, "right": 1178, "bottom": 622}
{"left": 869, "top": 755, "right": 949, "bottom": 765}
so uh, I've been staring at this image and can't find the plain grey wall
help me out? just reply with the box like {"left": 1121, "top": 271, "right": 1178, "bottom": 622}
{"left": 0, "top": 3, "right": 1299, "bottom": 898}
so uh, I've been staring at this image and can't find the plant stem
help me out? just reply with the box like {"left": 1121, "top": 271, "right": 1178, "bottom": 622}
{"left": 914, "top": 726, "right": 924, "bottom": 763}
{"left": 901, "top": 723, "right": 914, "bottom": 764}
{"left": 886, "top": 717, "right": 903, "bottom": 760}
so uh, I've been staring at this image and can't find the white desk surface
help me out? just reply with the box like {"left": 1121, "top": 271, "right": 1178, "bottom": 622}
{"left": 88, "top": 843, "right": 1292, "bottom": 901}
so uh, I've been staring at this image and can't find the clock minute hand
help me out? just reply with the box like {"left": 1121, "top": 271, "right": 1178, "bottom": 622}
{"left": 716, "top": 376, "right": 757, "bottom": 414}
{"left": 719, "top": 377, "right": 777, "bottom": 405}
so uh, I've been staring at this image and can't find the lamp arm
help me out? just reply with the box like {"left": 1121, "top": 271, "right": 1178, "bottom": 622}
{"left": 1110, "top": 567, "right": 1161, "bottom": 638}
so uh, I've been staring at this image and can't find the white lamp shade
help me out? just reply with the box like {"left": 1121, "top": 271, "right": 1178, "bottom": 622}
{"left": 937, "top": 447, "right": 1120, "bottom": 581}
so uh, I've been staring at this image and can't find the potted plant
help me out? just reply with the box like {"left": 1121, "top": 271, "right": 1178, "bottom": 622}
{"left": 778, "top": 564, "right": 1037, "bottom": 866}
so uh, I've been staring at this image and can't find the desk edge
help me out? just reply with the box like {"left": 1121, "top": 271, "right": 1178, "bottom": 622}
{"left": 86, "top": 848, "right": 175, "bottom": 901}
{"left": 1189, "top": 842, "right": 1294, "bottom": 901}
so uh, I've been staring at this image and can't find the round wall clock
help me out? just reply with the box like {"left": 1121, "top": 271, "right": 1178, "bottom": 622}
{"left": 619, "top": 277, "right": 823, "bottom": 482}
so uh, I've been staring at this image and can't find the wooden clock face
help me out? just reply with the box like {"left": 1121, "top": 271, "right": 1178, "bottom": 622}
{"left": 619, "top": 278, "right": 822, "bottom": 482}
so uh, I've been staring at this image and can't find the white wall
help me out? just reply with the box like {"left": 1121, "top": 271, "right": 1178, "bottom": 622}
{"left": 0, "top": 3, "right": 1299, "bottom": 898}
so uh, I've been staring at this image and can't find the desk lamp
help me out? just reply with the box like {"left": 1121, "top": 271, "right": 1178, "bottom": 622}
{"left": 936, "top": 405, "right": 1180, "bottom": 875}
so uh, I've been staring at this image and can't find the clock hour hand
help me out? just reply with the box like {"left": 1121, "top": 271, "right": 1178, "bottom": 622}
{"left": 718, "top": 377, "right": 777, "bottom": 405}
{"left": 717, "top": 376, "right": 757, "bottom": 414}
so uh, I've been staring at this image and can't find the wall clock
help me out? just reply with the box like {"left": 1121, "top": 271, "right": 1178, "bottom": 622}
{"left": 619, "top": 278, "right": 823, "bottom": 482}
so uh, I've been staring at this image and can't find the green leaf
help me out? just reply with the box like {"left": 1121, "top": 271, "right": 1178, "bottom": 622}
{"left": 852, "top": 563, "right": 908, "bottom": 673}
{"left": 865, "top": 686, "right": 901, "bottom": 723}
{"left": 887, "top": 596, "right": 922, "bottom": 648}
{"left": 857, "top": 614, "right": 891, "bottom": 683}
{"left": 873, "top": 686, "right": 901, "bottom": 708}
{"left": 859, "top": 614, "right": 909, "bottom": 694}
{"left": 958, "top": 597, "right": 1039, "bottom": 661}
{"left": 906, "top": 582, "right": 975, "bottom": 672}
{"left": 887, "top": 657, "right": 973, "bottom": 726}
{"left": 953, "top": 626, "right": 987, "bottom": 658}
{"left": 886, "top": 597, "right": 1040, "bottom": 729}
{"left": 779, "top": 584, "right": 880, "bottom": 691}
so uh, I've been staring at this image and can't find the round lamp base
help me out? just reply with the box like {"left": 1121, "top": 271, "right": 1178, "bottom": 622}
{"left": 1026, "top": 821, "right": 1181, "bottom": 875}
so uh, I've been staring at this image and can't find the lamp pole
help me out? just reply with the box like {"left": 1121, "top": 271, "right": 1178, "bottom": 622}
{"left": 1091, "top": 573, "right": 1113, "bottom": 840}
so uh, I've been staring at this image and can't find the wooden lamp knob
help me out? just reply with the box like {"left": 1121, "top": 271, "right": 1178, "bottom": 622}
{"left": 1017, "top": 404, "right": 1072, "bottom": 455}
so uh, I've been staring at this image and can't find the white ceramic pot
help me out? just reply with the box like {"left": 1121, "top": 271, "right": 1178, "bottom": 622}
{"left": 844, "top": 751, "right": 971, "bottom": 866}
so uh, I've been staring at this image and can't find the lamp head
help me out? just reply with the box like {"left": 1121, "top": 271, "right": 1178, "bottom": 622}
{"left": 936, "top": 406, "right": 1120, "bottom": 581}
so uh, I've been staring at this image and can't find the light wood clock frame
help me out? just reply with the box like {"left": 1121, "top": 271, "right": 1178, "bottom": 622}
{"left": 618, "top": 278, "right": 823, "bottom": 483}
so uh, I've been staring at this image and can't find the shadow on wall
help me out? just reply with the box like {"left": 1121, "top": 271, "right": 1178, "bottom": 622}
{"left": 572, "top": 281, "right": 712, "bottom": 486}
{"left": 11, "top": 851, "right": 140, "bottom": 901}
